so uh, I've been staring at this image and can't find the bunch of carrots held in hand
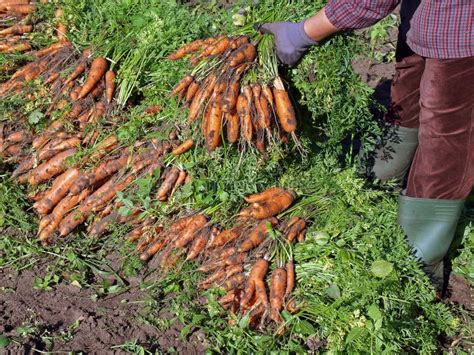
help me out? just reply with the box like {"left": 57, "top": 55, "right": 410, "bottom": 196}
{"left": 134, "top": 187, "right": 306, "bottom": 331}
{"left": 168, "top": 34, "right": 299, "bottom": 153}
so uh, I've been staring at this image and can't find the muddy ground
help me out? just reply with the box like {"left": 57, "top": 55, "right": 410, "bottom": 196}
{"left": 0, "top": 258, "right": 208, "bottom": 354}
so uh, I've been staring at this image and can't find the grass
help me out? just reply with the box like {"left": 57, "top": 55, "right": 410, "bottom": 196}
{"left": 0, "top": 0, "right": 472, "bottom": 353}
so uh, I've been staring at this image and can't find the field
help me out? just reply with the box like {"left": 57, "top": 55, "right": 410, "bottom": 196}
{"left": 0, "top": 0, "right": 472, "bottom": 353}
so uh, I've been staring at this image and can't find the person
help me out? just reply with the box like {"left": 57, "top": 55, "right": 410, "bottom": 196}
{"left": 260, "top": 0, "right": 473, "bottom": 288}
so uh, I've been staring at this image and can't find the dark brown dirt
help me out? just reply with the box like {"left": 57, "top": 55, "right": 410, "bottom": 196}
{"left": 445, "top": 274, "right": 473, "bottom": 312}
{"left": 0, "top": 264, "right": 207, "bottom": 353}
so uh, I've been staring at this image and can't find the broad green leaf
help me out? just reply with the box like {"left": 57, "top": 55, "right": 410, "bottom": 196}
{"left": 371, "top": 260, "right": 393, "bottom": 278}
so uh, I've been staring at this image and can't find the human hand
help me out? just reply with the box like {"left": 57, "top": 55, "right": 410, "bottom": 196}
{"left": 259, "top": 21, "right": 317, "bottom": 67}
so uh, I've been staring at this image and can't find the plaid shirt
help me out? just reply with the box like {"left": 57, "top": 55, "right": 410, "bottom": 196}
{"left": 325, "top": 0, "right": 474, "bottom": 59}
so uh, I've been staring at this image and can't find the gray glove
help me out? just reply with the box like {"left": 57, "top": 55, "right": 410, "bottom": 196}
{"left": 260, "top": 21, "right": 317, "bottom": 67}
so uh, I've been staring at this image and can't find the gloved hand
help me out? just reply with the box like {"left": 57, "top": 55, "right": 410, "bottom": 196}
{"left": 260, "top": 21, "right": 317, "bottom": 67}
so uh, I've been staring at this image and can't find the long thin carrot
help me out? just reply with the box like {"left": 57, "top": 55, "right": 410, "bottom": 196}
{"left": 273, "top": 77, "right": 297, "bottom": 133}
{"left": 34, "top": 168, "right": 80, "bottom": 215}
{"left": 0, "top": 24, "right": 32, "bottom": 36}
{"left": 186, "top": 229, "right": 208, "bottom": 260}
{"left": 156, "top": 168, "right": 180, "bottom": 201}
{"left": 174, "top": 214, "right": 208, "bottom": 248}
{"left": 244, "top": 187, "right": 285, "bottom": 204}
{"left": 105, "top": 70, "right": 116, "bottom": 103}
{"left": 269, "top": 268, "right": 287, "bottom": 323}
{"left": 172, "top": 139, "right": 194, "bottom": 156}
{"left": 33, "top": 41, "right": 71, "bottom": 58}
{"left": 238, "top": 218, "right": 278, "bottom": 252}
{"left": 64, "top": 63, "right": 86, "bottom": 84}
{"left": 171, "top": 75, "right": 193, "bottom": 97}
{"left": 28, "top": 149, "right": 76, "bottom": 185}
{"left": 285, "top": 261, "right": 295, "bottom": 299}
{"left": 78, "top": 57, "right": 108, "bottom": 99}
{"left": 205, "top": 93, "right": 223, "bottom": 151}
{"left": 38, "top": 193, "right": 79, "bottom": 243}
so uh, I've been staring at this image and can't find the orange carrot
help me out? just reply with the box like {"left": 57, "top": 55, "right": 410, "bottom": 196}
{"left": 269, "top": 268, "right": 287, "bottom": 323}
{"left": 205, "top": 93, "right": 223, "bottom": 151}
{"left": 225, "top": 111, "right": 240, "bottom": 144}
{"left": 64, "top": 62, "right": 86, "bottom": 84}
{"left": 171, "top": 139, "right": 194, "bottom": 156}
{"left": 174, "top": 214, "right": 208, "bottom": 248}
{"left": 156, "top": 167, "right": 180, "bottom": 201}
{"left": 0, "top": 24, "right": 32, "bottom": 36}
{"left": 38, "top": 193, "right": 79, "bottom": 243}
{"left": 140, "top": 235, "right": 168, "bottom": 261}
{"left": 33, "top": 41, "right": 71, "bottom": 58}
{"left": 4, "top": 4, "right": 37, "bottom": 14}
{"left": 28, "top": 148, "right": 76, "bottom": 185}
{"left": 244, "top": 187, "right": 286, "bottom": 204}
{"left": 230, "top": 35, "right": 249, "bottom": 49}
{"left": 222, "top": 79, "right": 240, "bottom": 113}
{"left": 237, "top": 93, "right": 252, "bottom": 143}
{"left": 238, "top": 218, "right": 278, "bottom": 252}
{"left": 286, "top": 219, "right": 306, "bottom": 243}
{"left": 185, "top": 82, "right": 200, "bottom": 105}
{"left": 240, "top": 190, "right": 295, "bottom": 219}
{"left": 186, "top": 229, "right": 208, "bottom": 260}
{"left": 33, "top": 168, "right": 80, "bottom": 215}
{"left": 105, "top": 70, "right": 116, "bottom": 103}
{"left": 168, "top": 39, "right": 205, "bottom": 60}
{"left": 273, "top": 77, "right": 297, "bottom": 133}
{"left": 170, "top": 169, "right": 187, "bottom": 199}
{"left": 285, "top": 261, "right": 295, "bottom": 299}
{"left": 188, "top": 74, "right": 217, "bottom": 122}
{"left": 228, "top": 43, "right": 257, "bottom": 67}
{"left": 78, "top": 57, "right": 108, "bottom": 99}
{"left": 171, "top": 75, "right": 193, "bottom": 97}
{"left": 0, "top": 42, "right": 31, "bottom": 53}
{"left": 240, "top": 258, "right": 268, "bottom": 310}
{"left": 209, "top": 225, "right": 243, "bottom": 248}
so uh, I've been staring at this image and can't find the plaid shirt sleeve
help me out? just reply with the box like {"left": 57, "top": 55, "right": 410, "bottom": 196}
{"left": 325, "top": 0, "right": 400, "bottom": 30}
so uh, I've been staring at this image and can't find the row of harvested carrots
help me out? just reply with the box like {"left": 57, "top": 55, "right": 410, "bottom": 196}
{"left": 125, "top": 187, "right": 305, "bottom": 329}
{"left": 169, "top": 35, "right": 298, "bottom": 153}
{"left": 0, "top": 1, "right": 67, "bottom": 54}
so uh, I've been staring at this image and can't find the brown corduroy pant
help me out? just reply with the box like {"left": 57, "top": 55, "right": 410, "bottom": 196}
{"left": 388, "top": 31, "right": 474, "bottom": 200}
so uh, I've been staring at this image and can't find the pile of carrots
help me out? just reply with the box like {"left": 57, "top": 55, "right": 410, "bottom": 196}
{"left": 168, "top": 35, "right": 298, "bottom": 153}
{"left": 0, "top": 0, "right": 37, "bottom": 54}
{"left": 0, "top": 21, "right": 200, "bottom": 243}
{"left": 134, "top": 187, "right": 306, "bottom": 330}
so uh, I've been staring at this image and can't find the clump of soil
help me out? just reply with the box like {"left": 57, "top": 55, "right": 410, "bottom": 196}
{"left": 0, "top": 265, "right": 207, "bottom": 353}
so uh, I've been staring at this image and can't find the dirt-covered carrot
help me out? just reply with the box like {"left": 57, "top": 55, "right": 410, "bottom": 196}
{"left": 240, "top": 190, "right": 295, "bottom": 219}
{"left": 140, "top": 235, "right": 168, "bottom": 261}
{"left": 273, "top": 77, "right": 297, "bottom": 133}
{"left": 231, "top": 35, "right": 249, "bottom": 49}
{"left": 38, "top": 137, "right": 81, "bottom": 162}
{"left": 168, "top": 39, "right": 205, "bottom": 60}
{"left": 186, "top": 228, "right": 208, "bottom": 260}
{"left": 34, "top": 168, "right": 80, "bottom": 215}
{"left": 174, "top": 214, "right": 208, "bottom": 248}
{"left": 0, "top": 24, "right": 32, "bottom": 36}
{"left": 198, "top": 251, "right": 246, "bottom": 273}
{"left": 229, "top": 43, "right": 257, "bottom": 67}
{"left": 0, "top": 42, "right": 31, "bottom": 53}
{"left": 201, "top": 37, "right": 232, "bottom": 58}
{"left": 170, "top": 170, "right": 187, "bottom": 199}
{"left": 286, "top": 218, "right": 306, "bottom": 243}
{"left": 171, "top": 75, "right": 193, "bottom": 97}
{"left": 104, "top": 70, "right": 116, "bottom": 103}
{"left": 269, "top": 268, "right": 287, "bottom": 323}
{"left": 236, "top": 93, "right": 253, "bottom": 143}
{"left": 33, "top": 41, "right": 71, "bottom": 58}
{"left": 240, "top": 258, "right": 268, "bottom": 310}
{"left": 156, "top": 167, "right": 180, "bottom": 201}
{"left": 222, "top": 79, "right": 240, "bottom": 113}
{"left": 64, "top": 62, "right": 86, "bottom": 84}
{"left": 38, "top": 193, "right": 79, "bottom": 243}
{"left": 222, "top": 274, "right": 245, "bottom": 291}
{"left": 238, "top": 218, "right": 278, "bottom": 252}
{"left": 185, "top": 82, "right": 200, "bottom": 105}
{"left": 262, "top": 85, "right": 274, "bottom": 107}
{"left": 285, "top": 261, "right": 295, "bottom": 299}
{"left": 4, "top": 4, "right": 37, "bottom": 14}
{"left": 172, "top": 139, "right": 194, "bottom": 156}
{"left": 209, "top": 225, "right": 243, "bottom": 248}
{"left": 218, "top": 289, "right": 237, "bottom": 306}
{"left": 78, "top": 57, "right": 108, "bottom": 99}
{"left": 188, "top": 74, "right": 217, "bottom": 122}
{"left": 225, "top": 111, "right": 240, "bottom": 144}
{"left": 244, "top": 187, "right": 285, "bottom": 204}
{"left": 28, "top": 149, "right": 76, "bottom": 185}
{"left": 88, "top": 135, "right": 118, "bottom": 161}
{"left": 205, "top": 93, "right": 223, "bottom": 150}
{"left": 6, "top": 130, "right": 28, "bottom": 143}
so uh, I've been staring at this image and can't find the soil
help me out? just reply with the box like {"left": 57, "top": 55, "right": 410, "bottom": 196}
{"left": 0, "top": 259, "right": 207, "bottom": 353}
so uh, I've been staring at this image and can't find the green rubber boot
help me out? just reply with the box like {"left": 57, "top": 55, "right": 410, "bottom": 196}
{"left": 372, "top": 125, "right": 419, "bottom": 181}
{"left": 398, "top": 195, "right": 465, "bottom": 288}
